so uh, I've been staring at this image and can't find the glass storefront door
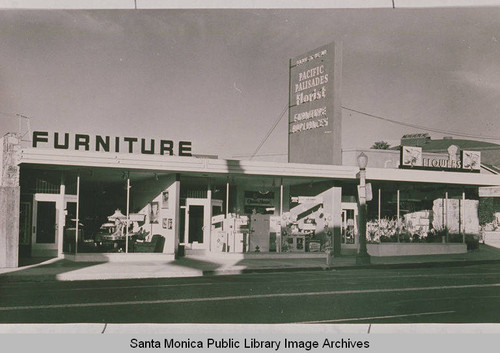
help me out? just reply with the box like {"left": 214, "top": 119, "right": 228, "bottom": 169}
{"left": 32, "top": 193, "right": 78, "bottom": 257}
{"left": 32, "top": 194, "right": 58, "bottom": 257}
{"left": 188, "top": 205, "right": 204, "bottom": 244}
{"left": 341, "top": 202, "right": 358, "bottom": 246}
{"left": 184, "top": 198, "right": 224, "bottom": 250}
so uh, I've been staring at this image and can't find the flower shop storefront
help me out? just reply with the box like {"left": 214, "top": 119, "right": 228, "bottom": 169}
{"left": 359, "top": 169, "right": 490, "bottom": 256}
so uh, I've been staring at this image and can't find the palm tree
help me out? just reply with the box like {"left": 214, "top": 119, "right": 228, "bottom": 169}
{"left": 371, "top": 141, "right": 390, "bottom": 149}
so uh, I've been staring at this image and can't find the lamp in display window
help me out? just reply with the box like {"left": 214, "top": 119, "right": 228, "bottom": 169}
{"left": 108, "top": 209, "right": 126, "bottom": 221}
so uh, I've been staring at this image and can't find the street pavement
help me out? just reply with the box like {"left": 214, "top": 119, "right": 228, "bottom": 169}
{"left": 0, "top": 262, "right": 499, "bottom": 324}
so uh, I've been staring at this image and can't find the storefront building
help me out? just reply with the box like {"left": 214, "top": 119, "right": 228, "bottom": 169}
{"left": 2, "top": 130, "right": 500, "bottom": 268}
{"left": 2, "top": 42, "right": 500, "bottom": 268}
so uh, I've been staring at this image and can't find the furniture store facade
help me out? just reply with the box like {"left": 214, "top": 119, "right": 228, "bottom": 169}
{"left": 1, "top": 130, "right": 500, "bottom": 268}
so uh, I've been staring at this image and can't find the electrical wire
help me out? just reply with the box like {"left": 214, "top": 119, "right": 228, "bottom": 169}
{"left": 240, "top": 103, "right": 500, "bottom": 158}
{"left": 342, "top": 106, "right": 500, "bottom": 141}
{"left": 249, "top": 102, "right": 288, "bottom": 160}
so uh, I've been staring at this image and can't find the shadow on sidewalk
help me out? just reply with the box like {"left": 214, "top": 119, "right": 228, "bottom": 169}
{"left": 0, "top": 258, "right": 104, "bottom": 282}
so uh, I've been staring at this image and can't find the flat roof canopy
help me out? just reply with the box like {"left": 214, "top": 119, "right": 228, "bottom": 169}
{"left": 19, "top": 148, "right": 500, "bottom": 187}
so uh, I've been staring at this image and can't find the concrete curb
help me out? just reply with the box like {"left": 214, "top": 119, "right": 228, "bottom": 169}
{"left": 201, "top": 258, "right": 500, "bottom": 276}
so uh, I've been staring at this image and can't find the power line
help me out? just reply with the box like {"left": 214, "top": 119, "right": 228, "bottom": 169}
{"left": 250, "top": 103, "right": 288, "bottom": 160}
{"left": 232, "top": 152, "right": 287, "bottom": 158}
{"left": 244, "top": 103, "right": 499, "bottom": 159}
{"left": 342, "top": 106, "right": 500, "bottom": 141}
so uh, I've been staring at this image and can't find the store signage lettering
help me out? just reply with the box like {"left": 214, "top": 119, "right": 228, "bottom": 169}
{"left": 244, "top": 191, "right": 274, "bottom": 206}
{"left": 32, "top": 131, "right": 192, "bottom": 156}
{"left": 290, "top": 107, "right": 328, "bottom": 134}
{"left": 400, "top": 146, "right": 480, "bottom": 172}
{"left": 288, "top": 42, "right": 341, "bottom": 165}
{"left": 422, "top": 157, "right": 461, "bottom": 169}
{"left": 290, "top": 196, "right": 324, "bottom": 204}
{"left": 290, "top": 57, "right": 330, "bottom": 134}
{"left": 295, "top": 64, "right": 328, "bottom": 106}
{"left": 294, "top": 48, "right": 327, "bottom": 66}
{"left": 290, "top": 118, "right": 328, "bottom": 134}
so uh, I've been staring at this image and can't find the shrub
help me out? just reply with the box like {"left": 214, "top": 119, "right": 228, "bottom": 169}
{"left": 478, "top": 198, "right": 495, "bottom": 226}
{"left": 367, "top": 218, "right": 427, "bottom": 243}
{"left": 426, "top": 228, "right": 447, "bottom": 243}
{"left": 448, "top": 233, "right": 479, "bottom": 250}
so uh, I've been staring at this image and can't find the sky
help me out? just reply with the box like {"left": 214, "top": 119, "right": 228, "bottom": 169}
{"left": 1, "top": 7, "right": 500, "bottom": 161}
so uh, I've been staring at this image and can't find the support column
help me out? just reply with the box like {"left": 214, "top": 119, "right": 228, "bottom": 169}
{"left": 445, "top": 191, "right": 449, "bottom": 243}
{"left": 396, "top": 189, "right": 400, "bottom": 243}
{"left": 332, "top": 187, "right": 342, "bottom": 256}
{"left": 280, "top": 181, "right": 284, "bottom": 217}
{"left": 75, "top": 175, "right": 80, "bottom": 255}
{"left": 397, "top": 189, "right": 400, "bottom": 222}
{"left": 172, "top": 174, "right": 181, "bottom": 257}
{"left": 462, "top": 191, "right": 466, "bottom": 243}
{"left": 207, "top": 179, "right": 212, "bottom": 251}
{"left": 445, "top": 192, "right": 449, "bottom": 229}
{"left": 378, "top": 188, "right": 381, "bottom": 223}
{"left": 226, "top": 180, "right": 230, "bottom": 217}
{"left": 125, "top": 175, "right": 130, "bottom": 253}
{"left": 57, "top": 179, "right": 66, "bottom": 257}
{"left": 0, "top": 133, "right": 20, "bottom": 268}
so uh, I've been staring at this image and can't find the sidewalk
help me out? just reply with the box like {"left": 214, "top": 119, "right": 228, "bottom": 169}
{"left": 1, "top": 244, "right": 500, "bottom": 283}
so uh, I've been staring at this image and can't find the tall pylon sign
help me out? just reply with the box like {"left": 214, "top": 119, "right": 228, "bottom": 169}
{"left": 288, "top": 42, "right": 342, "bottom": 165}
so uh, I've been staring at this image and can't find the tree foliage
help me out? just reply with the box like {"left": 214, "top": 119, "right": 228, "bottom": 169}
{"left": 371, "top": 141, "right": 391, "bottom": 149}
{"left": 478, "top": 197, "right": 495, "bottom": 226}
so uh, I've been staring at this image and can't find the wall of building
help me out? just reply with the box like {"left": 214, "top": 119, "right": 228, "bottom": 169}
{"left": 0, "top": 187, "right": 20, "bottom": 267}
{"left": 343, "top": 149, "right": 401, "bottom": 169}
{"left": 0, "top": 134, "right": 21, "bottom": 267}
{"left": 131, "top": 174, "right": 179, "bottom": 254}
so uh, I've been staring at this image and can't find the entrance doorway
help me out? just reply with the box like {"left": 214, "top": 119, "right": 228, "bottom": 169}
{"left": 31, "top": 193, "right": 77, "bottom": 257}
{"left": 188, "top": 205, "right": 204, "bottom": 244}
{"left": 184, "top": 198, "right": 223, "bottom": 250}
{"left": 341, "top": 202, "right": 358, "bottom": 247}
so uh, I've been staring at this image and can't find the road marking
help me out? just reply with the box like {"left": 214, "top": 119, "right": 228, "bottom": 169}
{"left": 56, "top": 282, "right": 213, "bottom": 292}
{"left": 220, "top": 272, "right": 500, "bottom": 287}
{"left": 234, "top": 270, "right": 500, "bottom": 283}
{"left": 0, "top": 282, "right": 499, "bottom": 312}
{"left": 295, "top": 310, "right": 456, "bottom": 324}
{"left": 0, "top": 282, "right": 213, "bottom": 298}
{"left": 394, "top": 294, "right": 500, "bottom": 304}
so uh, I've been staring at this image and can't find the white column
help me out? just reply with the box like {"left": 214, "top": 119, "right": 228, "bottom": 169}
{"left": 226, "top": 181, "right": 229, "bottom": 217}
{"left": 207, "top": 181, "right": 212, "bottom": 251}
{"left": 58, "top": 181, "right": 65, "bottom": 257}
{"left": 125, "top": 176, "right": 130, "bottom": 253}
{"left": 445, "top": 192, "right": 449, "bottom": 230}
{"left": 396, "top": 189, "right": 400, "bottom": 222}
{"left": 378, "top": 188, "right": 381, "bottom": 223}
{"left": 280, "top": 180, "right": 284, "bottom": 216}
{"left": 462, "top": 191, "right": 466, "bottom": 243}
{"left": 396, "top": 189, "right": 400, "bottom": 243}
{"left": 75, "top": 175, "right": 80, "bottom": 255}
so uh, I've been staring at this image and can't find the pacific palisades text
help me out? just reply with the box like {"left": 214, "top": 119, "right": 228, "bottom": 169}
{"left": 130, "top": 337, "right": 370, "bottom": 350}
